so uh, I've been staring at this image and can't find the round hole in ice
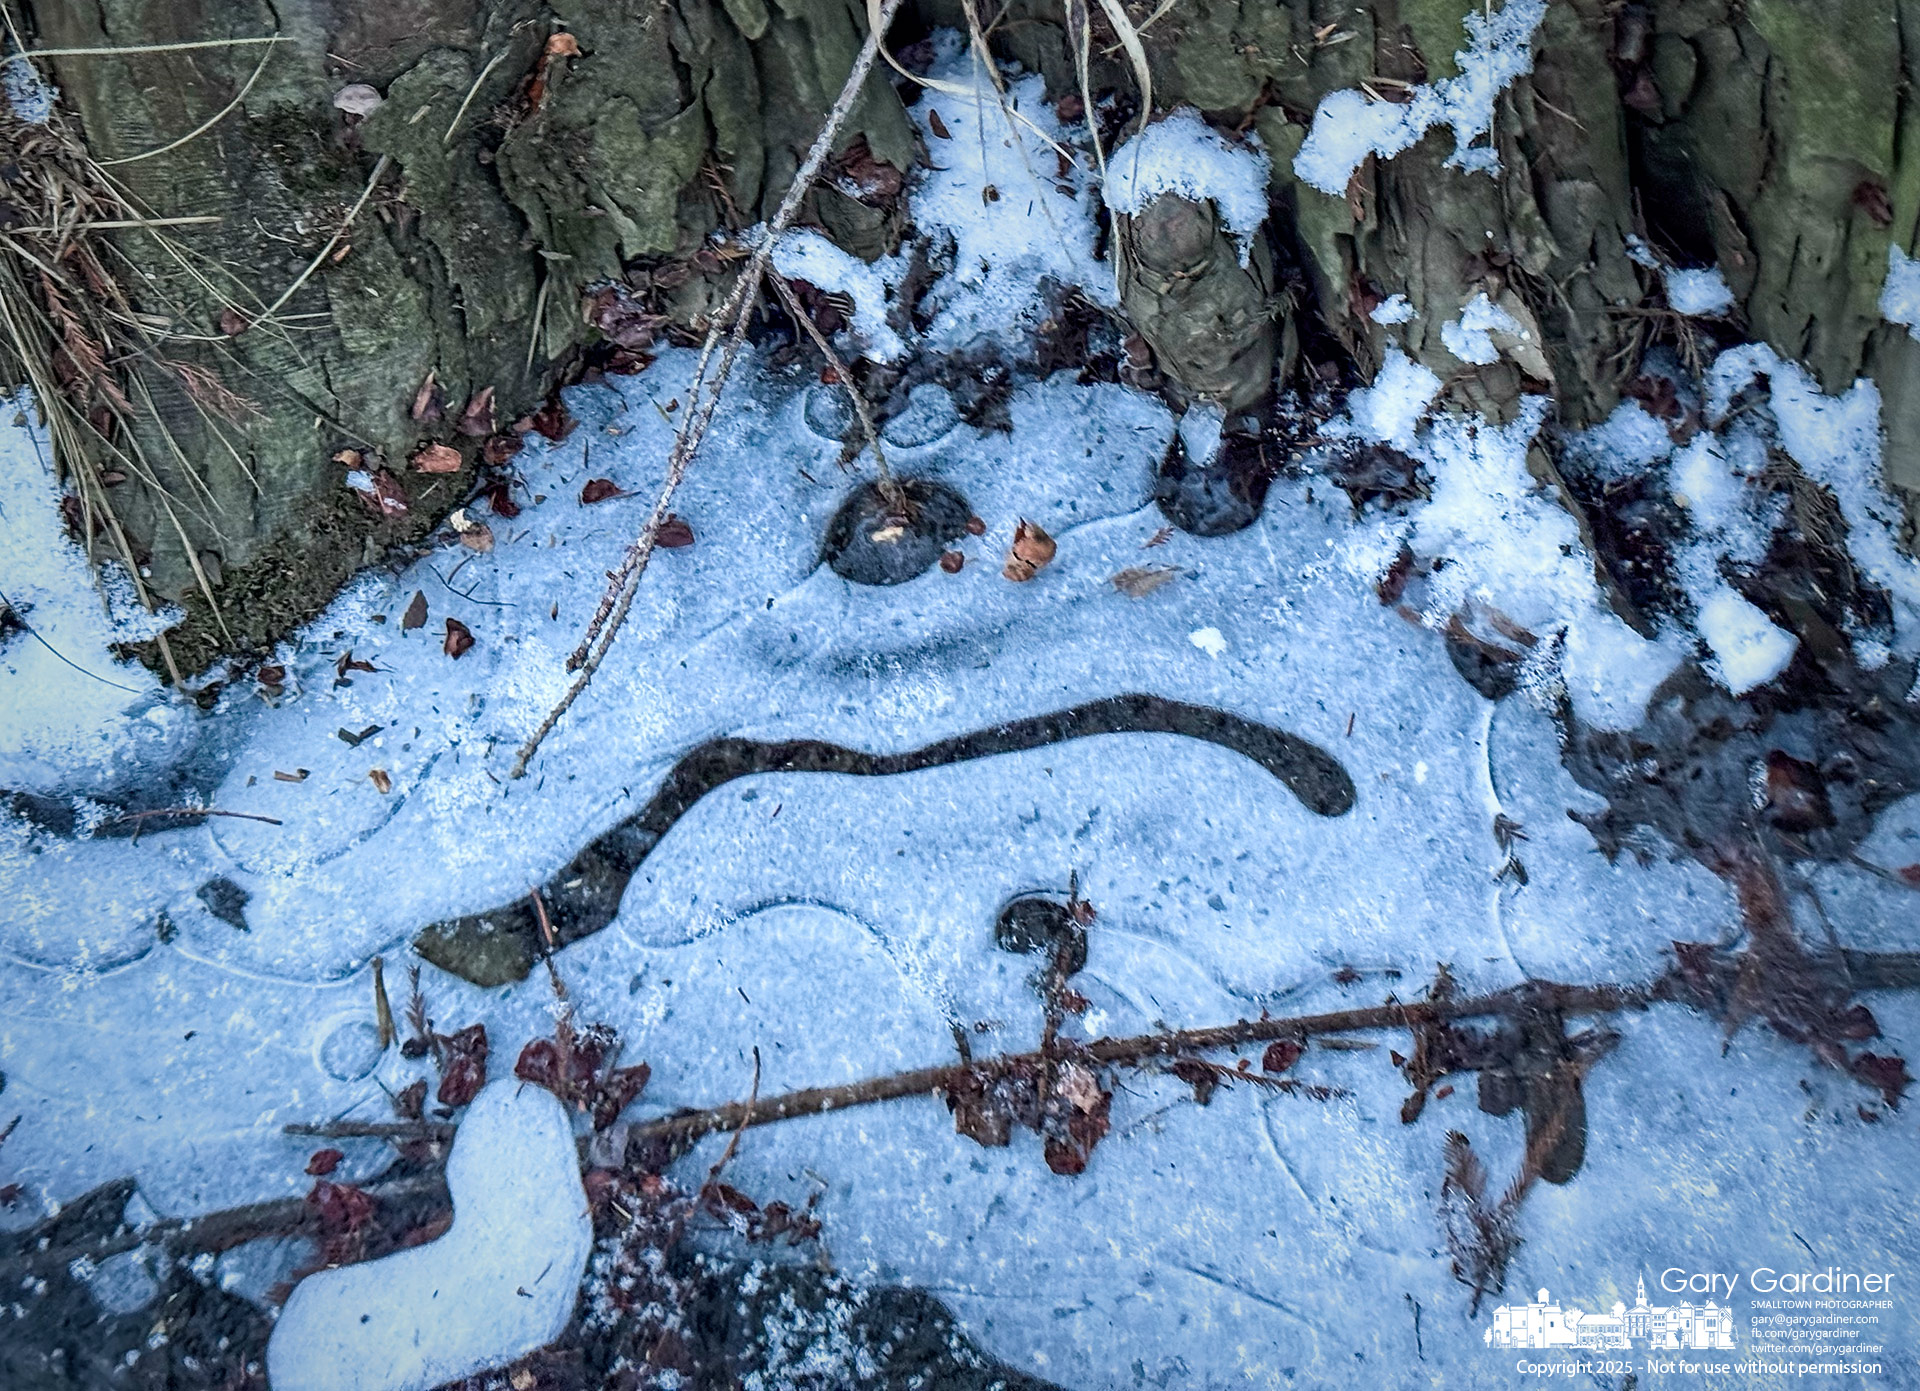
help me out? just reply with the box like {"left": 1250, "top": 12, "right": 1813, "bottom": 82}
{"left": 318, "top": 1019, "right": 383, "bottom": 1081}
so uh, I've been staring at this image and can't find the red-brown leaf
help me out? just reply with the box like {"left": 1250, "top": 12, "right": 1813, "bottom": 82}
{"left": 307, "top": 1180, "right": 375, "bottom": 1232}
{"left": 580, "top": 478, "right": 625, "bottom": 504}
{"left": 443, "top": 617, "right": 474, "bottom": 659}
{"left": 529, "top": 398, "right": 576, "bottom": 442}
{"left": 656, "top": 514, "right": 695, "bottom": 548}
{"left": 456, "top": 386, "right": 497, "bottom": 438}
{"left": 411, "top": 442, "right": 463, "bottom": 475}
{"left": 306, "top": 1148, "right": 344, "bottom": 1176}
{"left": 436, "top": 1024, "right": 489, "bottom": 1106}
{"left": 402, "top": 590, "right": 428, "bottom": 631}
{"left": 1852, "top": 1052, "right": 1912, "bottom": 1108}
{"left": 1261, "top": 1039, "right": 1303, "bottom": 1074}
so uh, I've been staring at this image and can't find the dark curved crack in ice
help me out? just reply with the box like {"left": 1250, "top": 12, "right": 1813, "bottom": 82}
{"left": 416, "top": 693, "right": 1356, "bottom": 985}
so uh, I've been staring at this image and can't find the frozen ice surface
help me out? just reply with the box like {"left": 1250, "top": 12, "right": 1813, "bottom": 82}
{"left": 1664, "top": 265, "right": 1735, "bottom": 317}
{"left": 1880, "top": 244, "right": 1920, "bottom": 341}
{"left": 6, "top": 153, "right": 1920, "bottom": 1382}
{"left": 1293, "top": 0, "right": 1547, "bottom": 194}
{"left": 267, "top": 1081, "right": 591, "bottom": 1391}
{"left": 1103, "top": 107, "right": 1271, "bottom": 264}
{"left": 0, "top": 398, "right": 188, "bottom": 793}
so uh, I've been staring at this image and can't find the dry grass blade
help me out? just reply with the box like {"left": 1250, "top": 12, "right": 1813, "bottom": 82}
{"left": 97, "top": 38, "right": 276, "bottom": 166}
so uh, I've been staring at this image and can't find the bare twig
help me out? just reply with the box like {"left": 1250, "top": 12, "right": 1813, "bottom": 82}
{"left": 95, "top": 806, "right": 283, "bottom": 841}
{"left": 508, "top": 0, "right": 909, "bottom": 779}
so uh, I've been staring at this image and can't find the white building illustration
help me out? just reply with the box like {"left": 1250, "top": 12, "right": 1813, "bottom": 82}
{"left": 1486, "top": 1277, "right": 1736, "bottom": 1351}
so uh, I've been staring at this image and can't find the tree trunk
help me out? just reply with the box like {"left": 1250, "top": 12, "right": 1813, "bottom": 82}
{"left": 10, "top": 0, "right": 1917, "bottom": 667}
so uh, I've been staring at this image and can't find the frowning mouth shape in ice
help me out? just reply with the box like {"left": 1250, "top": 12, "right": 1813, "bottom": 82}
{"left": 414, "top": 693, "right": 1355, "bottom": 985}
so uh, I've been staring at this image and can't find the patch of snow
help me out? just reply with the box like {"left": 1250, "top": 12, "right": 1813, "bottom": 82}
{"left": 1879, "top": 244, "right": 1920, "bottom": 342}
{"left": 1664, "top": 265, "right": 1735, "bottom": 317}
{"left": 1335, "top": 346, "right": 1440, "bottom": 450}
{"left": 767, "top": 229, "right": 908, "bottom": 363}
{"left": 1624, "top": 233, "right": 1660, "bottom": 269}
{"left": 1707, "top": 343, "right": 1920, "bottom": 647}
{"left": 1439, "top": 291, "right": 1522, "bottom": 366}
{"left": 1292, "top": 0, "right": 1548, "bottom": 195}
{"left": 1369, "top": 292, "right": 1417, "bottom": 324}
{"left": 907, "top": 36, "right": 1113, "bottom": 350}
{"left": 1186, "top": 625, "right": 1226, "bottom": 657}
{"left": 267, "top": 1081, "right": 591, "bottom": 1391}
{"left": 0, "top": 396, "right": 187, "bottom": 793}
{"left": 1102, "top": 107, "right": 1271, "bottom": 265}
{"left": 1694, "top": 586, "right": 1798, "bottom": 694}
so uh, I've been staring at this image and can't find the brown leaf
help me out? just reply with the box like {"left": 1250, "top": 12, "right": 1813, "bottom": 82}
{"left": 443, "top": 618, "right": 475, "bottom": 659}
{"left": 458, "top": 523, "right": 495, "bottom": 553}
{"left": 1852, "top": 1052, "right": 1912, "bottom": 1108}
{"left": 965, "top": 515, "right": 986, "bottom": 537}
{"left": 456, "top": 386, "right": 496, "bottom": 438}
{"left": 258, "top": 664, "right": 287, "bottom": 687}
{"left": 335, "top": 649, "right": 376, "bottom": 678}
{"left": 482, "top": 434, "right": 524, "bottom": 469}
{"left": 436, "top": 1024, "right": 489, "bottom": 1106}
{"left": 1109, "top": 565, "right": 1180, "bottom": 598}
{"left": 1143, "top": 525, "right": 1173, "bottom": 548}
{"left": 332, "top": 448, "right": 364, "bottom": 469}
{"left": 361, "top": 469, "right": 410, "bottom": 519}
{"left": 402, "top": 590, "right": 429, "bottom": 631}
{"left": 306, "top": 1148, "right": 344, "bottom": 1176}
{"left": 529, "top": 398, "right": 576, "bottom": 441}
{"left": 393, "top": 1079, "right": 427, "bottom": 1120}
{"left": 1898, "top": 864, "right": 1920, "bottom": 888}
{"left": 218, "top": 306, "right": 252, "bottom": 338}
{"left": 1261, "top": 1039, "right": 1303, "bottom": 1074}
{"left": 307, "top": 1180, "right": 376, "bottom": 1233}
{"left": 410, "top": 371, "right": 444, "bottom": 423}
{"left": 368, "top": 768, "right": 392, "bottom": 794}
{"left": 545, "top": 31, "right": 581, "bottom": 57}
{"left": 411, "top": 442, "right": 463, "bottom": 474}
{"left": 928, "top": 109, "right": 951, "bottom": 139}
{"left": 484, "top": 481, "right": 521, "bottom": 518}
{"left": 580, "top": 477, "right": 626, "bottom": 504}
{"left": 939, "top": 550, "right": 965, "bottom": 574}
{"left": 1002, "top": 519, "right": 1056, "bottom": 582}
{"left": 656, "top": 514, "right": 695, "bottom": 548}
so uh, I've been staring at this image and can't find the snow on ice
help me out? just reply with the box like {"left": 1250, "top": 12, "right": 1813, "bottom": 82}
{"left": 267, "top": 1081, "right": 591, "bottom": 1391}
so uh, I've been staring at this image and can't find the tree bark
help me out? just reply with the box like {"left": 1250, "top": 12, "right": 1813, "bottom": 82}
{"left": 12, "top": 0, "right": 1917, "bottom": 667}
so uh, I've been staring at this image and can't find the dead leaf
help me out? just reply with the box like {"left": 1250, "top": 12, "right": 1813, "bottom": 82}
{"left": 580, "top": 477, "right": 626, "bottom": 504}
{"left": 436, "top": 1024, "right": 488, "bottom": 1106}
{"left": 928, "top": 109, "right": 951, "bottom": 139}
{"left": 257, "top": 664, "right": 287, "bottom": 687}
{"left": 410, "top": 371, "right": 444, "bottom": 422}
{"left": 1002, "top": 519, "right": 1056, "bottom": 582}
{"left": 332, "top": 83, "right": 384, "bottom": 116}
{"left": 368, "top": 768, "right": 392, "bottom": 794}
{"left": 334, "top": 649, "right": 377, "bottom": 678}
{"left": 1143, "top": 525, "right": 1173, "bottom": 548}
{"left": 1262, "top": 1039, "right": 1303, "bottom": 1074}
{"left": 965, "top": 515, "right": 986, "bottom": 536}
{"left": 545, "top": 31, "right": 581, "bottom": 57}
{"left": 528, "top": 397, "right": 576, "bottom": 441}
{"left": 218, "top": 306, "right": 252, "bottom": 337}
{"left": 656, "top": 514, "right": 695, "bottom": 548}
{"left": 456, "top": 386, "right": 496, "bottom": 438}
{"left": 481, "top": 432, "right": 523, "bottom": 466}
{"left": 360, "top": 469, "right": 410, "bottom": 518}
{"left": 411, "top": 442, "right": 462, "bottom": 474}
{"left": 306, "top": 1148, "right": 345, "bottom": 1176}
{"left": 331, "top": 448, "right": 363, "bottom": 469}
{"left": 1109, "top": 565, "right": 1180, "bottom": 598}
{"left": 459, "top": 524, "right": 495, "bottom": 552}
{"left": 402, "top": 590, "right": 429, "bottom": 631}
{"left": 443, "top": 618, "right": 474, "bottom": 659}
{"left": 939, "top": 550, "right": 965, "bottom": 574}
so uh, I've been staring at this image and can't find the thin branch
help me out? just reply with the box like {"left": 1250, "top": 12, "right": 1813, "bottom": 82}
{"left": 624, "top": 980, "right": 1652, "bottom": 1149}
{"left": 508, "top": 0, "right": 909, "bottom": 780}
